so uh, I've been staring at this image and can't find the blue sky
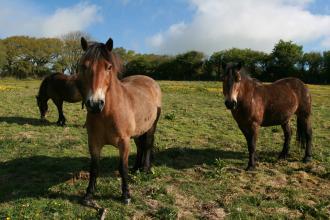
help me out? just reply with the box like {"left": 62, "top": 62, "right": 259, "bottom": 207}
{"left": 1, "top": 0, "right": 330, "bottom": 54}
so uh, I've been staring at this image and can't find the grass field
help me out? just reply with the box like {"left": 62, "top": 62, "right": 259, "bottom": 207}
{"left": 0, "top": 79, "right": 329, "bottom": 219}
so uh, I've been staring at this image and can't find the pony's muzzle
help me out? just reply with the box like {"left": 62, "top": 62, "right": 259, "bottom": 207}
{"left": 225, "top": 100, "right": 237, "bottom": 110}
{"left": 86, "top": 99, "right": 105, "bottom": 113}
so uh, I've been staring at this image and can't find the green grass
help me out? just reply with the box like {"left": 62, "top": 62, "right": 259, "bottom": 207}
{"left": 0, "top": 79, "right": 329, "bottom": 219}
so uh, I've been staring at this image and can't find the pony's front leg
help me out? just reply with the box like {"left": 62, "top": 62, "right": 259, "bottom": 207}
{"left": 242, "top": 124, "right": 259, "bottom": 171}
{"left": 83, "top": 144, "right": 101, "bottom": 207}
{"left": 119, "top": 138, "right": 131, "bottom": 204}
{"left": 54, "top": 100, "right": 66, "bottom": 126}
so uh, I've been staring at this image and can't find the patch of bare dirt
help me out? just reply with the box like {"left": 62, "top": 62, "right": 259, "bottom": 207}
{"left": 67, "top": 170, "right": 89, "bottom": 185}
{"left": 199, "top": 202, "right": 226, "bottom": 220}
{"left": 145, "top": 199, "right": 160, "bottom": 210}
{"left": 165, "top": 185, "right": 196, "bottom": 219}
{"left": 15, "top": 131, "right": 36, "bottom": 140}
{"left": 261, "top": 207, "right": 302, "bottom": 219}
{"left": 131, "top": 211, "right": 152, "bottom": 220}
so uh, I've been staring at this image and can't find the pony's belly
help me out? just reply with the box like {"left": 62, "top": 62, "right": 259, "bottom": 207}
{"left": 261, "top": 112, "right": 293, "bottom": 126}
{"left": 132, "top": 112, "right": 157, "bottom": 137}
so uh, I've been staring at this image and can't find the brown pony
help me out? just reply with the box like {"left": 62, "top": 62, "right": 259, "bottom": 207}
{"left": 36, "top": 73, "right": 83, "bottom": 126}
{"left": 222, "top": 62, "right": 312, "bottom": 171}
{"left": 77, "top": 37, "right": 161, "bottom": 205}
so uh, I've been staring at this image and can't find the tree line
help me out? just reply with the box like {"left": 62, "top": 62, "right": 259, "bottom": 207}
{"left": 0, "top": 33, "right": 329, "bottom": 83}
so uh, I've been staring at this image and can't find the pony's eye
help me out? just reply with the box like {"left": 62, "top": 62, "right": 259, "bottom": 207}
{"left": 106, "top": 64, "right": 112, "bottom": 71}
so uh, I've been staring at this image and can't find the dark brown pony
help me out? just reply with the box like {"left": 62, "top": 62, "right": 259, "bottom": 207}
{"left": 222, "top": 62, "right": 312, "bottom": 171}
{"left": 36, "top": 73, "right": 83, "bottom": 126}
{"left": 77, "top": 37, "right": 162, "bottom": 205}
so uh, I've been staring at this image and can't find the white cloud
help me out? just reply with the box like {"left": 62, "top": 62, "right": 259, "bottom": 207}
{"left": 147, "top": 0, "right": 330, "bottom": 55}
{"left": 0, "top": 1, "right": 101, "bottom": 38}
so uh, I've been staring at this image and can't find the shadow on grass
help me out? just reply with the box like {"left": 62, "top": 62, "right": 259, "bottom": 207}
{"left": 154, "top": 146, "right": 246, "bottom": 169}
{"left": 0, "top": 147, "right": 245, "bottom": 204}
{"left": 0, "top": 116, "right": 84, "bottom": 128}
{"left": 0, "top": 116, "right": 56, "bottom": 126}
{"left": 0, "top": 156, "right": 112, "bottom": 204}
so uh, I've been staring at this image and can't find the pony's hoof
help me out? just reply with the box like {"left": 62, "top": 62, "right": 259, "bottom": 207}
{"left": 99, "top": 208, "right": 108, "bottom": 220}
{"left": 57, "top": 120, "right": 66, "bottom": 126}
{"left": 245, "top": 166, "right": 256, "bottom": 171}
{"left": 122, "top": 195, "right": 131, "bottom": 205}
{"left": 81, "top": 197, "right": 101, "bottom": 209}
{"left": 130, "top": 166, "right": 140, "bottom": 173}
{"left": 142, "top": 166, "right": 152, "bottom": 173}
{"left": 303, "top": 156, "right": 312, "bottom": 163}
{"left": 123, "top": 198, "right": 131, "bottom": 205}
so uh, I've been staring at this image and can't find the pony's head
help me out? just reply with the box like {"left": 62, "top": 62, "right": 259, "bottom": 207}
{"left": 222, "top": 62, "right": 242, "bottom": 110}
{"left": 36, "top": 95, "right": 48, "bottom": 120}
{"left": 78, "top": 37, "right": 121, "bottom": 114}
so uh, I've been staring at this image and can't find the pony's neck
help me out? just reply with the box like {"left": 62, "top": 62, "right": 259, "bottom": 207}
{"left": 105, "top": 73, "right": 123, "bottom": 110}
{"left": 38, "top": 80, "right": 49, "bottom": 101}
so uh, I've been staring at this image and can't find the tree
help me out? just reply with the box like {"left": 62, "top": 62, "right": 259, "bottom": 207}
{"left": 208, "top": 52, "right": 223, "bottom": 79}
{"left": 125, "top": 56, "right": 152, "bottom": 76}
{"left": 28, "top": 37, "right": 63, "bottom": 77}
{"left": 322, "top": 51, "right": 330, "bottom": 83}
{"left": 269, "top": 40, "right": 303, "bottom": 79}
{"left": 59, "top": 31, "right": 92, "bottom": 74}
{"left": 2, "top": 36, "right": 64, "bottom": 78}
{"left": 113, "top": 47, "right": 136, "bottom": 65}
{"left": 209, "top": 49, "right": 268, "bottom": 79}
{"left": 301, "top": 52, "right": 322, "bottom": 82}
{"left": 2, "top": 36, "right": 33, "bottom": 78}
{"left": 0, "top": 40, "right": 7, "bottom": 75}
{"left": 174, "top": 51, "right": 205, "bottom": 80}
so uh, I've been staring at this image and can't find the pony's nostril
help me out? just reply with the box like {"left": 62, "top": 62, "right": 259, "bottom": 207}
{"left": 98, "top": 100, "right": 105, "bottom": 110}
{"left": 225, "top": 100, "right": 236, "bottom": 109}
{"left": 233, "top": 101, "right": 237, "bottom": 109}
{"left": 86, "top": 99, "right": 92, "bottom": 108}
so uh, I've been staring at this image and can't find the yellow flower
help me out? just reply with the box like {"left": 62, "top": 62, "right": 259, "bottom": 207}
{"left": 0, "top": 85, "right": 16, "bottom": 91}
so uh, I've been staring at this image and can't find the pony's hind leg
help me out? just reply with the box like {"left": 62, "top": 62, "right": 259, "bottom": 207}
{"left": 132, "top": 131, "right": 154, "bottom": 172}
{"left": 132, "top": 134, "right": 146, "bottom": 172}
{"left": 297, "top": 115, "right": 312, "bottom": 163}
{"left": 142, "top": 107, "right": 161, "bottom": 172}
{"left": 143, "top": 131, "right": 155, "bottom": 172}
{"left": 279, "top": 122, "right": 292, "bottom": 160}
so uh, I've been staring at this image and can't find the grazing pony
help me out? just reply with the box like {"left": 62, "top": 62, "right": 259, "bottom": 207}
{"left": 222, "top": 62, "right": 312, "bottom": 171}
{"left": 36, "top": 73, "right": 83, "bottom": 126}
{"left": 77, "top": 37, "right": 161, "bottom": 205}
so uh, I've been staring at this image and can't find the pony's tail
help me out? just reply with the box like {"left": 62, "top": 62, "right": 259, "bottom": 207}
{"left": 296, "top": 114, "right": 312, "bottom": 150}
{"left": 296, "top": 117, "right": 307, "bottom": 149}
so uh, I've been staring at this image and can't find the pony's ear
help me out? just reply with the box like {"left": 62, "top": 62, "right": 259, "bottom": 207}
{"left": 221, "top": 62, "right": 227, "bottom": 70}
{"left": 105, "top": 38, "right": 113, "bottom": 52}
{"left": 81, "top": 37, "right": 88, "bottom": 51}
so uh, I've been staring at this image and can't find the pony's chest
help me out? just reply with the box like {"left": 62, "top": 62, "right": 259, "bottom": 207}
{"left": 231, "top": 101, "right": 264, "bottom": 125}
